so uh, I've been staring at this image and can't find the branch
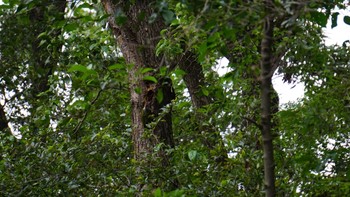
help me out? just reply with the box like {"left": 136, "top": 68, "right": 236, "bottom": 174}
{"left": 241, "top": 116, "right": 262, "bottom": 130}
{"left": 101, "top": 0, "right": 122, "bottom": 37}
{"left": 73, "top": 89, "right": 103, "bottom": 136}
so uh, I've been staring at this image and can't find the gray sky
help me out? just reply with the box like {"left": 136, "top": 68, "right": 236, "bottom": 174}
{"left": 274, "top": 7, "right": 350, "bottom": 105}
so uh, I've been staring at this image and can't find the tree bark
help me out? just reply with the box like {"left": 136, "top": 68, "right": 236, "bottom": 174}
{"left": 102, "top": 0, "right": 177, "bottom": 190}
{"left": 177, "top": 52, "right": 211, "bottom": 108}
{"left": 175, "top": 51, "right": 228, "bottom": 162}
{"left": 0, "top": 104, "right": 9, "bottom": 132}
{"left": 102, "top": 1, "right": 229, "bottom": 190}
{"left": 0, "top": 0, "right": 66, "bottom": 135}
{"left": 26, "top": 0, "right": 67, "bottom": 141}
{"left": 29, "top": 0, "right": 66, "bottom": 98}
{"left": 260, "top": 1, "right": 276, "bottom": 196}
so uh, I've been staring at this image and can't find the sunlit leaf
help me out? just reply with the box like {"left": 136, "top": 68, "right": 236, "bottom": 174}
{"left": 108, "top": 64, "right": 124, "bottom": 70}
{"left": 141, "top": 67, "right": 154, "bottom": 74}
{"left": 202, "top": 88, "right": 209, "bottom": 96}
{"left": 143, "top": 76, "right": 157, "bottom": 83}
{"left": 153, "top": 188, "right": 162, "bottom": 197}
{"left": 173, "top": 69, "right": 186, "bottom": 76}
{"left": 68, "top": 64, "right": 89, "bottom": 73}
{"left": 77, "top": 2, "right": 94, "bottom": 9}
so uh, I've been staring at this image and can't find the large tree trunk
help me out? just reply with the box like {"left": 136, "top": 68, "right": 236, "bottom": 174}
{"left": 102, "top": 1, "right": 228, "bottom": 190}
{"left": 102, "top": 0, "right": 177, "bottom": 190}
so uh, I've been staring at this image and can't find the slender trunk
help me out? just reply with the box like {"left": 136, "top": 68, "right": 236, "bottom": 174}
{"left": 0, "top": 104, "right": 9, "bottom": 132}
{"left": 28, "top": 0, "right": 66, "bottom": 138}
{"left": 178, "top": 52, "right": 211, "bottom": 108}
{"left": 260, "top": 1, "right": 276, "bottom": 196}
{"left": 0, "top": 0, "right": 66, "bottom": 136}
{"left": 176, "top": 51, "right": 227, "bottom": 162}
{"left": 29, "top": 0, "right": 66, "bottom": 98}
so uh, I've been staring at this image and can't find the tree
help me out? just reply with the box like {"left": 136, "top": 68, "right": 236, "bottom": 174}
{"left": 101, "top": 0, "right": 228, "bottom": 191}
{"left": 0, "top": 0, "right": 66, "bottom": 136}
{"left": 101, "top": 1, "right": 179, "bottom": 191}
{"left": 1, "top": 0, "right": 350, "bottom": 196}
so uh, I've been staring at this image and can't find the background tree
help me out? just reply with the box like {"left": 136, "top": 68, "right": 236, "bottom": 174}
{"left": 1, "top": 0, "right": 350, "bottom": 196}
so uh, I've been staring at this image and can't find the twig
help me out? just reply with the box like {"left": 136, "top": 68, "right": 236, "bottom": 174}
{"left": 73, "top": 89, "right": 103, "bottom": 136}
{"left": 241, "top": 116, "right": 262, "bottom": 130}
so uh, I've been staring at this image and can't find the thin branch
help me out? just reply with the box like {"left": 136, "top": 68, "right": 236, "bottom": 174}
{"left": 241, "top": 116, "right": 262, "bottom": 130}
{"left": 73, "top": 89, "right": 103, "bottom": 136}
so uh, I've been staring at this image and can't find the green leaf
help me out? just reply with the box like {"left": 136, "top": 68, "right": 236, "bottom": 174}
{"left": 108, "top": 64, "right": 124, "bottom": 70}
{"left": 198, "top": 42, "right": 207, "bottom": 62}
{"left": 310, "top": 11, "right": 327, "bottom": 27}
{"left": 156, "top": 39, "right": 169, "bottom": 56}
{"left": 170, "top": 18, "right": 180, "bottom": 26}
{"left": 15, "top": 3, "right": 26, "bottom": 13}
{"left": 331, "top": 12, "right": 339, "bottom": 28}
{"left": 344, "top": 16, "right": 350, "bottom": 25}
{"left": 159, "top": 66, "right": 167, "bottom": 76}
{"left": 135, "top": 87, "right": 141, "bottom": 94}
{"left": 70, "top": 100, "right": 88, "bottom": 110}
{"left": 154, "top": 143, "right": 164, "bottom": 152}
{"left": 221, "top": 180, "right": 228, "bottom": 186}
{"left": 202, "top": 88, "right": 209, "bottom": 96}
{"left": 68, "top": 65, "right": 89, "bottom": 73}
{"left": 143, "top": 76, "right": 157, "bottom": 83}
{"left": 174, "top": 69, "right": 186, "bottom": 76}
{"left": 53, "top": 20, "right": 66, "bottom": 28}
{"left": 141, "top": 67, "right": 154, "bottom": 74}
{"left": 65, "top": 23, "right": 79, "bottom": 32}
{"left": 0, "top": 5, "right": 11, "bottom": 10}
{"left": 114, "top": 8, "right": 127, "bottom": 25}
{"left": 37, "top": 32, "right": 47, "bottom": 39}
{"left": 188, "top": 150, "right": 197, "bottom": 161}
{"left": 77, "top": 2, "right": 94, "bottom": 9}
{"left": 162, "top": 10, "right": 175, "bottom": 25}
{"left": 38, "top": 40, "right": 47, "bottom": 47}
{"left": 156, "top": 89, "right": 164, "bottom": 103}
{"left": 153, "top": 188, "right": 162, "bottom": 197}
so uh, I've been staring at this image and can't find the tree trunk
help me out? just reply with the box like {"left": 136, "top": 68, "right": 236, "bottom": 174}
{"left": 102, "top": 0, "right": 177, "bottom": 190}
{"left": 260, "top": 1, "right": 276, "bottom": 196}
{"left": 0, "top": 104, "right": 9, "bottom": 132}
{"left": 29, "top": 0, "right": 66, "bottom": 98}
{"left": 26, "top": 0, "right": 67, "bottom": 141}
{"left": 0, "top": 0, "right": 66, "bottom": 136}
{"left": 102, "top": 0, "right": 229, "bottom": 190}
{"left": 175, "top": 51, "right": 228, "bottom": 162}
{"left": 177, "top": 52, "right": 211, "bottom": 108}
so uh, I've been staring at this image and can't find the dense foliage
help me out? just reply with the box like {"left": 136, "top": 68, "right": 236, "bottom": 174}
{"left": 0, "top": 0, "right": 350, "bottom": 196}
